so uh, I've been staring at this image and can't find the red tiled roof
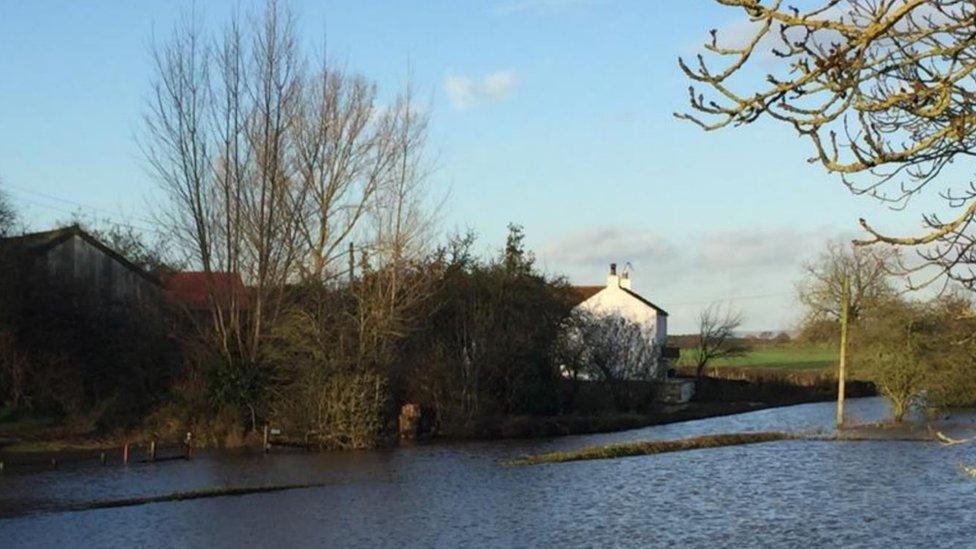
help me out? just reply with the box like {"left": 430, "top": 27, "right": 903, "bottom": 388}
{"left": 571, "top": 285, "right": 604, "bottom": 304}
{"left": 162, "top": 272, "right": 250, "bottom": 310}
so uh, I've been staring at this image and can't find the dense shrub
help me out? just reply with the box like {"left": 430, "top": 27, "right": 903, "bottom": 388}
{"left": 855, "top": 294, "right": 976, "bottom": 420}
{"left": 401, "top": 227, "right": 576, "bottom": 431}
{"left": 0, "top": 279, "right": 178, "bottom": 425}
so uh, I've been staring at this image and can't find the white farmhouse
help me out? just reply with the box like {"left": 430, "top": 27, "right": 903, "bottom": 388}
{"left": 569, "top": 265, "right": 691, "bottom": 400}
{"left": 571, "top": 263, "right": 674, "bottom": 375}
{"left": 573, "top": 263, "right": 669, "bottom": 343}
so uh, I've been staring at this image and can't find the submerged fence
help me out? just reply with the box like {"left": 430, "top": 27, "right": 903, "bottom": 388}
{"left": 0, "top": 436, "right": 194, "bottom": 475}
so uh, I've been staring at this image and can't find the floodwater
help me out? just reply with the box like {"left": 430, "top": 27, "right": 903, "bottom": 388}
{"left": 1, "top": 398, "right": 975, "bottom": 548}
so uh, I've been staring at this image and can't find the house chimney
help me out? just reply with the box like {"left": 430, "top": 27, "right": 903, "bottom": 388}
{"left": 620, "top": 270, "right": 632, "bottom": 290}
{"left": 607, "top": 263, "right": 620, "bottom": 288}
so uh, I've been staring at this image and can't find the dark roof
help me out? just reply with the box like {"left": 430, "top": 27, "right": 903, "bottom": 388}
{"left": 162, "top": 272, "right": 250, "bottom": 310}
{"left": 0, "top": 224, "right": 161, "bottom": 286}
{"left": 571, "top": 285, "right": 604, "bottom": 304}
{"left": 1, "top": 226, "right": 76, "bottom": 251}
{"left": 621, "top": 287, "right": 669, "bottom": 316}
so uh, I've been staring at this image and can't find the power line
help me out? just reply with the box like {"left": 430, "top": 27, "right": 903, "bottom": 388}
{"left": 4, "top": 183, "right": 159, "bottom": 230}
{"left": 666, "top": 291, "right": 794, "bottom": 307}
{"left": 6, "top": 190, "right": 167, "bottom": 237}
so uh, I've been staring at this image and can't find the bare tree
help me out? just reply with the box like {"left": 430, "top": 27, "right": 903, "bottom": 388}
{"left": 798, "top": 240, "right": 895, "bottom": 324}
{"left": 0, "top": 181, "right": 16, "bottom": 237}
{"left": 793, "top": 220, "right": 895, "bottom": 428}
{"left": 561, "top": 310, "right": 662, "bottom": 410}
{"left": 353, "top": 86, "right": 438, "bottom": 371}
{"left": 144, "top": 12, "right": 215, "bottom": 272}
{"left": 142, "top": 1, "right": 433, "bottom": 430}
{"left": 144, "top": 5, "right": 303, "bottom": 430}
{"left": 694, "top": 303, "right": 746, "bottom": 380}
{"left": 290, "top": 69, "right": 398, "bottom": 282}
{"left": 577, "top": 312, "right": 662, "bottom": 380}
{"left": 680, "top": 1, "right": 976, "bottom": 290}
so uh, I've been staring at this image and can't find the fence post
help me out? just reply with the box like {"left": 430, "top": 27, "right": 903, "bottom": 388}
{"left": 149, "top": 441, "right": 157, "bottom": 462}
{"left": 123, "top": 442, "right": 130, "bottom": 465}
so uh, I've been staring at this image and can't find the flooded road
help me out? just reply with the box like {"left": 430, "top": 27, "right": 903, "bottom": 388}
{"left": 1, "top": 398, "right": 975, "bottom": 547}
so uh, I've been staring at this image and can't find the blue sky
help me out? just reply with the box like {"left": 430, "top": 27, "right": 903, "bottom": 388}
{"left": 0, "top": 1, "right": 945, "bottom": 331}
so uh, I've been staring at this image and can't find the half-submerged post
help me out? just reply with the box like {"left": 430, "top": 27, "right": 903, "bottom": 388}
{"left": 263, "top": 425, "right": 269, "bottom": 453}
{"left": 398, "top": 403, "right": 421, "bottom": 441}
{"left": 149, "top": 441, "right": 157, "bottom": 462}
{"left": 836, "top": 273, "right": 850, "bottom": 429}
{"left": 184, "top": 432, "right": 193, "bottom": 460}
{"left": 123, "top": 443, "right": 130, "bottom": 465}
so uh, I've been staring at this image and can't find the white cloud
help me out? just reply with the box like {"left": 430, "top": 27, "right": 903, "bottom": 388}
{"left": 444, "top": 76, "right": 475, "bottom": 111}
{"left": 540, "top": 227, "right": 674, "bottom": 268}
{"left": 492, "top": 0, "right": 592, "bottom": 15}
{"left": 483, "top": 71, "right": 518, "bottom": 100}
{"left": 695, "top": 227, "right": 840, "bottom": 270}
{"left": 444, "top": 70, "right": 518, "bottom": 111}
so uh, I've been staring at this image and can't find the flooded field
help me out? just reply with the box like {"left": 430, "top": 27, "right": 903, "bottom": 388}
{"left": 2, "top": 398, "right": 975, "bottom": 547}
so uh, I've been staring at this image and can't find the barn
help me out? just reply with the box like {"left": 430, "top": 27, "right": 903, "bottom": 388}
{"left": 0, "top": 224, "right": 161, "bottom": 302}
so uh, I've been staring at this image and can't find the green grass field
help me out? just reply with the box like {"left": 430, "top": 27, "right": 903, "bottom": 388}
{"left": 677, "top": 344, "right": 837, "bottom": 371}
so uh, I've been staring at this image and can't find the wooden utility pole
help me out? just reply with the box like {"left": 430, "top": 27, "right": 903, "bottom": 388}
{"left": 348, "top": 242, "right": 355, "bottom": 284}
{"left": 836, "top": 273, "right": 850, "bottom": 429}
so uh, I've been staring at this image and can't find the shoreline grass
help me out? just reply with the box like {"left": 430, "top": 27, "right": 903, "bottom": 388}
{"left": 510, "top": 422, "right": 970, "bottom": 467}
{"left": 508, "top": 431, "right": 796, "bottom": 466}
